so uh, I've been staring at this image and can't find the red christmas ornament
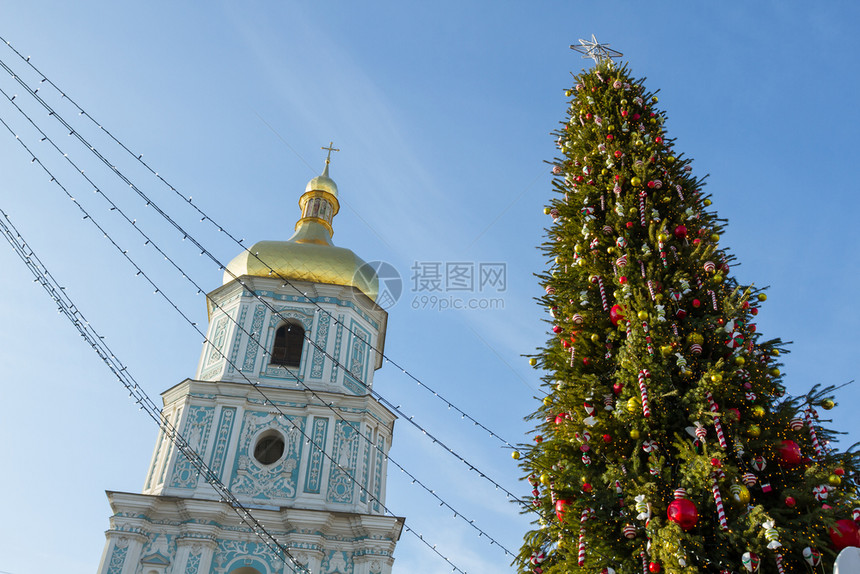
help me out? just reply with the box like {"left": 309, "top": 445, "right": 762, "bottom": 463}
{"left": 553, "top": 325, "right": 562, "bottom": 334}
{"left": 555, "top": 499, "right": 570, "bottom": 522}
{"left": 603, "top": 434, "right": 612, "bottom": 443}
{"left": 649, "top": 562, "right": 662, "bottom": 573}
{"left": 785, "top": 496, "right": 796, "bottom": 508}
{"left": 674, "top": 224, "right": 687, "bottom": 239}
{"left": 626, "top": 221, "right": 634, "bottom": 229}
{"left": 692, "top": 299, "right": 701, "bottom": 308}
{"left": 613, "top": 382, "right": 624, "bottom": 395}
{"left": 667, "top": 498, "right": 699, "bottom": 531}
{"left": 582, "top": 482, "right": 593, "bottom": 493}
{"left": 778, "top": 440, "right": 802, "bottom": 468}
{"left": 835, "top": 467, "right": 845, "bottom": 476}
{"left": 610, "top": 304, "right": 625, "bottom": 326}
{"left": 619, "top": 276, "right": 628, "bottom": 284}
{"left": 830, "top": 519, "right": 860, "bottom": 551}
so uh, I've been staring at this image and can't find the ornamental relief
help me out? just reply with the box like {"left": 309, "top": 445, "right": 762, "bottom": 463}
{"left": 170, "top": 406, "right": 216, "bottom": 489}
{"left": 214, "top": 540, "right": 277, "bottom": 574}
{"left": 230, "top": 411, "right": 304, "bottom": 500}
{"left": 321, "top": 550, "right": 353, "bottom": 574}
{"left": 205, "top": 315, "right": 230, "bottom": 367}
{"left": 327, "top": 421, "right": 361, "bottom": 504}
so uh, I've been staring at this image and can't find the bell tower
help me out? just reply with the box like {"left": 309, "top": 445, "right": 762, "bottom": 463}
{"left": 97, "top": 149, "right": 403, "bottom": 574}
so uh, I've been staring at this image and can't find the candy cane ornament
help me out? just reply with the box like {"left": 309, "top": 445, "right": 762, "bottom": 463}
{"left": 706, "top": 392, "right": 728, "bottom": 449}
{"left": 639, "top": 191, "right": 647, "bottom": 227}
{"left": 578, "top": 509, "right": 589, "bottom": 566}
{"left": 711, "top": 473, "right": 728, "bottom": 530}
{"left": 638, "top": 370, "right": 652, "bottom": 418}
{"left": 597, "top": 276, "right": 609, "bottom": 311}
{"left": 775, "top": 553, "right": 785, "bottom": 574}
{"left": 805, "top": 406, "right": 823, "bottom": 460}
{"left": 647, "top": 280, "right": 656, "bottom": 300}
{"left": 640, "top": 552, "right": 649, "bottom": 574}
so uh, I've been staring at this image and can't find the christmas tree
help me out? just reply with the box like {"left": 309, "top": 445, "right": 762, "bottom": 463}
{"left": 517, "top": 41, "right": 860, "bottom": 574}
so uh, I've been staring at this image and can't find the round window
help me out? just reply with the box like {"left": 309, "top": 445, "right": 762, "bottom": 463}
{"left": 253, "top": 431, "right": 285, "bottom": 465}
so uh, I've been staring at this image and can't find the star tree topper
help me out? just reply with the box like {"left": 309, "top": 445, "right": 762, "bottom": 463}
{"left": 570, "top": 35, "right": 623, "bottom": 63}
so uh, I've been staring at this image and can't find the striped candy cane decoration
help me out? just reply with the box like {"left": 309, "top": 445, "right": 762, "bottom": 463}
{"left": 639, "top": 191, "right": 647, "bottom": 226}
{"left": 706, "top": 392, "right": 728, "bottom": 449}
{"left": 639, "top": 259, "right": 646, "bottom": 278}
{"left": 640, "top": 552, "right": 649, "bottom": 574}
{"left": 638, "top": 370, "right": 652, "bottom": 418}
{"left": 660, "top": 251, "right": 668, "bottom": 268}
{"left": 676, "top": 184, "right": 684, "bottom": 201}
{"left": 708, "top": 289, "right": 718, "bottom": 310}
{"left": 647, "top": 280, "right": 656, "bottom": 300}
{"left": 805, "top": 406, "right": 823, "bottom": 460}
{"left": 775, "top": 553, "right": 785, "bottom": 574}
{"left": 578, "top": 509, "right": 589, "bottom": 566}
{"left": 597, "top": 277, "right": 609, "bottom": 311}
{"left": 569, "top": 346, "right": 575, "bottom": 367}
{"left": 671, "top": 323, "right": 679, "bottom": 337}
{"left": 711, "top": 473, "right": 728, "bottom": 530}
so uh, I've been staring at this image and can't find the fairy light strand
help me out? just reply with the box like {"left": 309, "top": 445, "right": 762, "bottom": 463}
{"left": 0, "top": 209, "right": 311, "bottom": 574}
{"left": 0, "top": 36, "right": 517, "bottom": 456}
{"left": 0, "top": 105, "right": 514, "bottom": 568}
{"left": 0, "top": 199, "right": 474, "bottom": 573}
{"left": 0, "top": 49, "right": 526, "bottom": 509}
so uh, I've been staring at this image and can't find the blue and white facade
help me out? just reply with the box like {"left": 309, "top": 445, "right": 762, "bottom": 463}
{"left": 96, "top": 273, "right": 402, "bottom": 572}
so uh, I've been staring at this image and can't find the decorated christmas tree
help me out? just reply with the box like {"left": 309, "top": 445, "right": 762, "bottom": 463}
{"left": 517, "top": 39, "right": 860, "bottom": 574}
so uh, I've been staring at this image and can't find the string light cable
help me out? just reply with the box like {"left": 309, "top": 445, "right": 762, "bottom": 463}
{"left": 0, "top": 196, "right": 478, "bottom": 573}
{"left": 0, "top": 35, "right": 520, "bottom": 458}
{"left": 0, "top": 74, "right": 528, "bottom": 518}
{"left": 0, "top": 47, "right": 529, "bottom": 509}
{"left": 0, "top": 107, "right": 515, "bottom": 571}
{"left": 0, "top": 208, "right": 310, "bottom": 574}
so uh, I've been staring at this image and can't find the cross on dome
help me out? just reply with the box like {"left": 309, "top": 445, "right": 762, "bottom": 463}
{"left": 322, "top": 141, "right": 340, "bottom": 166}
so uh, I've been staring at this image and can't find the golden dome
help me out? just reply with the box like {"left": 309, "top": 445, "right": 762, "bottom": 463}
{"left": 305, "top": 172, "right": 338, "bottom": 198}
{"left": 222, "top": 150, "right": 378, "bottom": 301}
{"left": 223, "top": 240, "right": 378, "bottom": 301}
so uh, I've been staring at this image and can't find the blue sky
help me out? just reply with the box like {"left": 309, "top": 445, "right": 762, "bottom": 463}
{"left": 0, "top": 2, "right": 858, "bottom": 573}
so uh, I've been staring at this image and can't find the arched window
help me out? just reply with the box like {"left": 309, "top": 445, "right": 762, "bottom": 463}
{"left": 271, "top": 322, "right": 304, "bottom": 367}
